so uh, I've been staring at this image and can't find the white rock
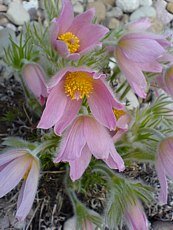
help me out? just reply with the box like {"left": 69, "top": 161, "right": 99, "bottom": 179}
{"left": 139, "top": 0, "right": 152, "bottom": 6}
{"left": 116, "top": 0, "right": 140, "bottom": 13}
{"left": 130, "top": 6, "right": 156, "bottom": 21}
{"left": 7, "top": 1, "right": 30, "bottom": 25}
{"left": 0, "top": 28, "right": 15, "bottom": 57}
{"left": 107, "top": 7, "right": 123, "bottom": 18}
{"left": 73, "top": 2, "right": 83, "bottom": 13}
{"left": 155, "top": 0, "right": 173, "bottom": 25}
{"left": 23, "top": 0, "right": 38, "bottom": 11}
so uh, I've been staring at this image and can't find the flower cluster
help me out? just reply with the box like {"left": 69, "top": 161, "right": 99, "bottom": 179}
{"left": 1, "top": 0, "right": 173, "bottom": 228}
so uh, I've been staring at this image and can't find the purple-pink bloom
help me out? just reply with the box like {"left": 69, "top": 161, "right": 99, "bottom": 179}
{"left": 50, "top": 0, "right": 109, "bottom": 60}
{"left": 156, "top": 137, "right": 173, "bottom": 204}
{"left": 124, "top": 200, "right": 148, "bottom": 230}
{"left": 54, "top": 115, "right": 125, "bottom": 181}
{"left": 37, "top": 67, "right": 124, "bottom": 135}
{"left": 0, "top": 149, "right": 40, "bottom": 221}
{"left": 22, "top": 63, "right": 48, "bottom": 105}
{"left": 114, "top": 18, "right": 170, "bottom": 98}
{"left": 157, "top": 66, "right": 173, "bottom": 99}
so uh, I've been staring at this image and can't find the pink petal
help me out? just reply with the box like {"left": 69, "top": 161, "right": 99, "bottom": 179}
{"left": 69, "top": 145, "right": 92, "bottom": 181}
{"left": 0, "top": 156, "right": 32, "bottom": 198}
{"left": 54, "top": 117, "right": 86, "bottom": 162}
{"left": 138, "top": 61, "right": 162, "bottom": 73}
{"left": 127, "top": 18, "right": 151, "bottom": 31}
{"left": 77, "top": 24, "right": 109, "bottom": 52}
{"left": 16, "top": 159, "right": 40, "bottom": 221}
{"left": 54, "top": 97, "right": 82, "bottom": 135}
{"left": 84, "top": 116, "right": 112, "bottom": 159}
{"left": 115, "top": 47, "right": 147, "bottom": 98}
{"left": 0, "top": 149, "right": 26, "bottom": 166}
{"left": 68, "top": 8, "right": 95, "bottom": 34}
{"left": 156, "top": 156, "right": 168, "bottom": 204}
{"left": 104, "top": 148, "right": 125, "bottom": 172}
{"left": 88, "top": 79, "right": 121, "bottom": 130}
{"left": 37, "top": 81, "right": 67, "bottom": 129}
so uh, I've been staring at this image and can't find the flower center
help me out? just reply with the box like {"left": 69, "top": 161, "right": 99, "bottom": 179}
{"left": 113, "top": 109, "right": 126, "bottom": 120}
{"left": 64, "top": 72, "right": 93, "bottom": 100}
{"left": 58, "top": 32, "right": 80, "bottom": 53}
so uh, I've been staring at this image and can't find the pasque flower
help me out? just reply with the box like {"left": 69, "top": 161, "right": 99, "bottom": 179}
{"left": 124, "top": 200, "right": 148, "bottom": 230}
{"left": 156, "top": 137, "right": 173, "bottom": 204}
{"left": 114, "top": 18, "right": 170, "bottom": 98}
{"left": 0, "top": 149, "right": 40, "bottom": 221}
{"left": 50, "top": 0, "right": 109, "bottom": 60}
{"left": 54, "top": 115, "right": 125, "bottom": 181}
{"left": 22, "top": 63, "right": 48, "bottom": 105}
{"left": 37, "top": 67, "right": 124, "bottom": 135}
{"left": 157, "top": 66, "right": 173, "bottom": 99}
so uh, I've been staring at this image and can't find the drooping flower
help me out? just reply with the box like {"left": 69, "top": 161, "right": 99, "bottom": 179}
{"left": 37, "top": 67, "right": 124, "bottom": 135}
{"left": 22, "top": 63, "right": 48, "bottom": 105}
{"left": 156, "top": 137, "right": 173, "bottom": 204}
{"left": 50, "top": 0, "right": 109, "bottom": 60}
{"left": 157, "top": 66, "right": 173, "bottom": 99}
{"left": 124, "top": 200, "right": 148, "bottom": 230}
{"left": 0, "top": 149, "right": 40, "bottom": 221}
{"left": 54, "top": 115, "right": 125, "bottom": 181}
{"left": 114, "top": 18, "right": 171, "bottom": 98}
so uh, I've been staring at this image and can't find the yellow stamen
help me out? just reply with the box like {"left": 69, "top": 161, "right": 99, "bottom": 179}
{"left": 23, "top": 167, "right": 31, "bottom": 180}
{"left": 58, "top": 32, "right": 80, "bottom": 53}
{"left": 64, "top": 72, "right": 93, "bottom": 100}
{"left": 113, "top": 109, "right": 126, "bottom": 120}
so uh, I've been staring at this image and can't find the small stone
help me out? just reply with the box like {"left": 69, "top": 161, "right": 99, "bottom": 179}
{"left": 130, "top": 6, "right": 156, "bottom": 21}
{"left": 3, "top": 0, "right": 12, "bottom": 5}
{"left": 0, "top": 25, "right": 4, "bottom": 30}
{"left": 155, "top": 0, "right": 173, "bottom": 25}
{"left": 0, "top": 28, "right": 15, "bottom": 58}
{"left": 6, "top": 23, "right": 16, "bottom": 31}
{"left": 108, "top": 18, "right": 120, "bottom": 29}
{"left": 166, "top": 2, "right": 173, "bottom": 14}
{"left": 122, "top": 14, "right": 129, "bottom": 24}
{"left": 107, "top": 7, "right": 123, "bottom": 19}
{"left": 150, "top": 18, "right": 164, "bottom": 33}
{"left": 101, "top": 0, "right": 115, "bottom": 6}
{"left": 23, "top": 0, "right": 38, "bottom": 11}
{"left": 0, "top": 4, "right": 7, "bottom": 11}
{"left": 139, "top": 0, "right": 152, "bottom": 6}
{"left": 152, "top": 221, "right": 173, "bottom": 230}
{"left": 87, "top": 1, "right": 106, "bottom": 22}
{"left": 0, "top": 15, "right": 9, "bottom": 26}
{"left": 116, "top": 0, "right": 140, "bottom": 13}
{"left": 28, "top": 8, "right": 37, "bottom": 21}
{"left": 73, "top": 2, "right": 83, "bottom": 14}
{"left": 7, "top": 1, "right": 30, "bottom": 25}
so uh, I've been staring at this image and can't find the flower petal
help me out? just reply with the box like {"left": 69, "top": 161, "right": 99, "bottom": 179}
{"left": 0, "top": 149, "right": 26, "bottom": 166}
{"left": 54, "top": 117, "right": 86, "bottom": 162}
{"left": 37, "top": 81, "right": 67, "bottom": 129}
{"left": 16, "top": 159, "right": 40, "bottom": 221}
{"left": 69, "top": 145, "right": 92, "bottom": 181}
{"left": 54, "top": 97, "right": 82, "bottom": 135}
{"left": 0, "top": 156, "right": 32, "bottom": 198}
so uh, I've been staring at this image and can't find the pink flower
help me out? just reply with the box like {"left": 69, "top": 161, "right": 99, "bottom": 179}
{"left": 157, "top": 66, "right": 173, "bottom": 99}
{"left": 50, "top": 0, "right": 109, "bottom": 60}
{"left": 156, "top": 137, "right": 173, "bottom": 204}
{"left": 114, "top": 18, "right": 170, "bottom": 98}
{"left": 124, "top": 200, "right": 148, "bottom": 230}
{"left": 0, "top": 149, "right": 40, "bottom": 221}
{"left": 37, "top": 67, "right": 124, "bottom": 135}
{"left": 54, "top": 115, "right": 125, "bottom": 181}
{"left": 22, "top": 63, "right": 48, "bottom": 105}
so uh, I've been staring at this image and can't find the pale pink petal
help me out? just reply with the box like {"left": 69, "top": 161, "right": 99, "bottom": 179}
{"left": 156, "top": 156, "right": 168, "bottom": 204}
{"left": 69, "top": 145, "right": 92, "bottom": 181}
{"left": 164, "top": 67, "right": 173, "bottom": 98}
{"left": 127, "top": 18, "right": 151, "bottom": 31}
{"left": 120, "top": 39, "right": 165, "bottom": 63}
{"left": 88, "top": 79, "right": 122, "bottom": 130}
{"left": 104, "top": 148, "right": 125, "bottom": 171}
{"left": 16, "top": 159, "right": 40, "bottom": 221}
{"left": 68, "top": 8, "right": 95, "bottom": 34}
{"left": 84, "top": 116, "right": 112, "bottom": 159}
{"left": 37, "top": 81, "right": 67, "bottom": 129}
{"left": 54, "top": 97, "right": 82, "bottom": 135}
{"left": 138, "top": 61, "right": 162, "bottom": 73}
{"left": 115, "top": 47, "right": 147, "bottom": 98}
{"left": 0, "top": 156, "right": 32, "bottom": 198}
{"left": 77, "top": 24, "right": 109, "bottom": 52}
{"left": 54, "top": 117, "right": 86, "bottom": 162}
{"left": 0, "top": 149, "right": 26, "bottom": 166}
